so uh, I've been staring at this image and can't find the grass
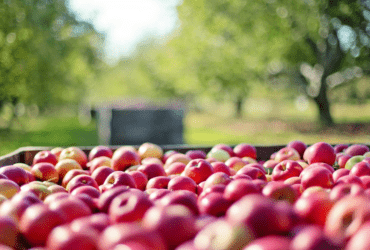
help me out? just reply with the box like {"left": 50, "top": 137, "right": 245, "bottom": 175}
{"left": 0, "top": 101, "right": 369, "bottom": 157}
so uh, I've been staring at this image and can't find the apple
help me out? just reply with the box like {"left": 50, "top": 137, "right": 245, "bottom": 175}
{"left": 284, "top": 176, "right": 301, "bottom": 185}
{"left": 206, "top": 148, "right": 230, "bottom": 162}
{"left": 71, "top": 185, "right": 100, "bottom": 198}
{"left": 345, "top": 144, "right": 370, "bottom": 156}
{"left": 162, "top": 150, "right": 178, "bottom": 164}
{"left": 183, "top": 159, "right": 214, "bottom": 184}
{"left": 50, "top": 147, "right": 64, "bottom": 160}
{"left": 333, "top": 168, "right": 350, "bottom": 183}
{"left": 223, "top": 179, "right": 259, "bottom": 202}
{"left": 202, "top": 172, "right": 231, "bottom": 191}
{"left": 198, "top": 192, "right": 231, "bottom": 217}
{"left": 211, "top": 161, "right": 231, "bottom": 176}
{"left": 198, "top": 184, "right": 225, "bottom": 201}
{"left": 61, "top": 169, "right": 89, "bottom": 188}
{"left": 337, "top": 154, "right": 352, "bottom": 169}
{"left": 334, "top": 144, "right": 349, "bottom": 154}
{"left": 262, "top": 181, "right": 298, "bottom": 204}
{"left": 345, "top": 221, "right": 370, "bottom": 250}
{"left": 141, "top": 157, "right": 164, "bottom": 166}
{"left": 46, "top": 224, "right": 98, "bottom": 250}
{"left": 0, "top": 179, "right": 19, "bottom": 199}
{"left": 233, "top": 143, "right": 257, "bottom": 159}
{"left": 167, "top": 175, "right": 197, "bottom": 193}
{"left": 0, "top": 165, "right": 29, "bottom": 186}
{"left": 55, "top": 159, "right": 83, "bottom": 184}
{"left": 329, "top": 183, "right": 364, "bottom": 202}
{"left": 97, "top": 186, "right": 130, "bottom": 213}
{"left": 31, "top": 162, "right": 59, "bottom": 183}
{"left": 345, "top": 155, "right": 366, "bottom": 170}
{"left": 185, "top": 150, "right": 207, "bottom": 160}
{"left": 225, "top": 157, "right": 248, "bottom": 172}
{"left": 0, "top": 216, "right": 20, "bottom": 249}
{"left": 274, "top": 147, "right": 301, "bottom": 162}
{"left": 147, "top": 189, "right": 172, "bottom": 203}
{"left": 360, "top": 176, "right": 370, "bottom": 189}
{"left": 138, "top": 142, "right": 163, "bottom": 160}
{"left": 48, "top": 196, "right": 92, "bottom": 223}
{"left": 70, "top": 213, "right": 110, "bottom": 234}
{"left": 32, "top": 150, "right": 58, "bottom": 166}
{"left": 48, "top": 184, "right": 68, "bottom": 195}
{"left": 303, "top": 142, "right": 336, "bottom": 166}
{"left": 263, "top": 159, "right": 279, "bottom": 175}
{"left": 325, "top": 195, "right": 370, "bottom": 241}
{"left": 287, "top": 140, "right": 307, "bottom": 158}
{"left": 109, "top": 190, "right": 153, "bottom": 223}
{"left": 349, "top": 161, "right": 370, "bottom": 177}
{"left": 66, "top": 175, "right": 99, "bottom": 193}
{"left": 59, "top": 147, "right": 88, "bottom": 168}
{"left": 272, "top": 160, "right": 303, "bottom": 181}
{"left": 43, "top": 192, "right": 70, "bottom": 205}
{"left": 87, "top": 156, "right": 111, "bottom": 173}
{"left": 243, "top": 236, "right": 291, "bottom": 250}
{"left": 165, "top": 162, "right": 186, "bottom": 175}
{"left": 236, "top": 167, "right": 267, "bottom": 181}
{"left": 91, "top": 166, "right": 114, "bottom": 186}
{"left": 137, "top": 163, "right": 166, "bottom": 180}
{"left": 111, "top": 147, "right": 141, "bottom": 171}
{"left": 142, "top": 204, "right": 197, "bottom": 249}
{"left": 146, "top": 176, "right": 171, "bottom": 189}
{"left": 164, "top": 153, "right": 191, "bottom": 168}
{"left": 158, "top": 190, "right": 199, "bottom": 216}
{"left": 212, "top": 143, "right": 234, "bottom": 157}
{"left": 20, "top": 181, "right": 51, "bottom": 201}
{"left": 335, "top": 175, "right": 363, "bottom": 187}
{"left": 100, "top": 171, "right": 136, "bottom": 192}
{"left": 88, "top": 145, "right": 113, "bottom": 162}
{"left": 300, "top": 167, "right": 334, "bottom": 190}
{"left": 127, "top": 170, "right": 148, "bottom": 191}
{"left": 19, "top": 203, "right": 66, "bottom": 247}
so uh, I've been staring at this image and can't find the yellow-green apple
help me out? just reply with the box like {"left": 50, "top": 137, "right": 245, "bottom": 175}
{"left": 138, "top": 142, "right": 163, "bottom": 160}
{"left": 212, "top": 143, "right": 234, "bottom": 157}
{"left": 91, "top": 166, "right": 114, "bottom": 186}
{"left": 167, "top": 175, "right": 197, "bottom": 193}
{"left": 329, "top": 183, "right": 364, "bottom": 202}
{"left": 164, "top": 153, "right": 191, "bottom": 169}
{"left": 61, "top": 169, "right": 88, "bottom": 188}
{"left": 206, "top": 149, "right": 230, "bottom": 162}
{"left": 71, "top": 185, "right": 100, "bottom": 199}
{"left": 66, "top": 175, "right": 99, "bottom": 193}
{"left": 0, "top": 179, "right": 19, "bottom": 199}
{"left": 198, "top": 192, "right": 231, "bottom": 217}
{"left": 345, "top": 144, "right": 370, "bottom": 156}
{"left": 19, "top": 203, "right": 66, "bottom": 247}
{"left": 325, "top": 195, "right": 370, "bottom": 241}
{"left": 100, "top": 171, "right": 136, "bottom": 192}
{"left": 127, "top": 170, "right": 148, "bottom": 191}
{"left": 272, "top": 160, "right": 303, "bottom": 181}
{"left": 183, "top": 159, "right": 214, "bottom": 184}
{"left": 345, "top": 155, "right": 366, "bottom": 170}
{"left": 185, "top": 150, "right": 207, "bottom": 160}
{"left": 31, "top": 162, "right": 59, "bottom": 183}
{"left": 97, "top": 186, "right": 130, "bottom": 213}
{"left": 165, "top": 162, "right": 186, "bottom": 175}
{"left": 48, "top": 196, "right": 92, "bottom": 223}
{"left": 287, "top": 140, "right": 307, "bottom": 158}
{"left": 55, "top": 159, "right": 83, "bottom": 184}
{"left": 233, "top": 143, "right": 257, "bottom": 159}
{"left": 137, "top": 163, "right": 166, "bottom": 180}
{"left": 300, "top": 167, "right": 334, "bottom": 190}
{"left": 146, "top": 176, "right": 171, "bottom": 190}
{"left": 223, "top": 179, "right": 259, "bottom": 203}
{"left": 210, "top": 162, "right": 231, "bottom": 176}
{"left": 262, "top": 181, "right": 298, "bottom": 204}
{"left": 158, "top": 190, "right": 199, "bottom": 216}
{"left": 0, "top": 216, "right": 20, "bottom": 249}
{"left": 0, "top": 165, "right": 29, "bottom": 186}
{"left": 32, "top": 150, "right": 58, "bottom": 166}
{"left": 59, "top": 147, "right": 88, "bottom": 169}
{"left": 87, "top": 156, "right": 111, "bottom": 174}
{"left": 303, "top": 142, "right": 336, "bottom": 166}
{"left": 88, "top": 145, "right": 113, "bottom": 162}
{"left": 46, "top": 224, "right": 98, "bottom": 250}
{"left": 194, "top": 219, "right": 254, "bottom": 250}
{"left": 109, "top": 190, "right": 153, "bottom": 223}
{"left": 142, "top": 204, "right": 197, "bottom": 249}
{"left": 274, "top": 147, "right": 301, "bottom": 162}
{"left": 111, "top": 147, "right": 141, "bottom": 171}
{"left": 243, "top": 236, "right": 291, "bottom": 250}
{"left": 13, "top": 163, "right": 32, "bottom": 172}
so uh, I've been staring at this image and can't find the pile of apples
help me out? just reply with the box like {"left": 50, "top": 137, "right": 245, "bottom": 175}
{"left": 0, "top": 141, "right": 370, "bottom": 250}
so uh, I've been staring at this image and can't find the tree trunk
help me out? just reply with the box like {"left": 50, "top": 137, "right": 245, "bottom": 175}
{"left": 235, "top": 95, "right": 244, "bottom": 118}
{"left": 313, "top": 78, "right": 334, "bottom": 126}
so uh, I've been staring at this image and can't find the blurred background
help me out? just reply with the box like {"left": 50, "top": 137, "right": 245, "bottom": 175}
{"left": 0, "top": 0, "right": 370, "bottom": 155}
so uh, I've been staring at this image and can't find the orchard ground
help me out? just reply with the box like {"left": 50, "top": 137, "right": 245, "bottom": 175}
{"left": 0, "top": 101, "right": 369, "bottom": 156}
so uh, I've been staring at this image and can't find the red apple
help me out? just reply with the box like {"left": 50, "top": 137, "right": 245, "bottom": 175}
{"left": 88, "top": 145, "right": 113, "bottom": 162}
{"left": 303, "top": 142, "right": 336, "bottom": 166}
{"left": 20, "top": 181, "right": 51, "bottom": 201}
{"left": 66, "top": 175, "right": 99, "bottom": 193}
{"left": 111, "top": 147, "right": 141, "bottom": 171}
{"left": 335, "top": 175, "right": 363, "bottom": 187}
{"left": 236, "top": 166, "right": 267, "bottom": 181}
{"left": 272, "top": 160, "right": 303, "bottom": 181}
{"left": 167, "top": 175, "right": 197, "bottom": 193}
{"left": 198, "top": 192, "right": 231, "bottom": 217}
{"left": 183, "top": 159, "right": 214, "bottom": 184}
{"left": 33, "top": 150, "right": 58, "bottom": 166}
{"left": 233, "top": 143, "right": 256, "bottom": 159}
{"left": 329, "top": 183, "right": 364, "bottom": 202}
{"left": 100, "top": 171, "right": 136, "bottom": 192}
{"left": 55, "top": 159, "right": 83, "bottom": 184}
{"left": 50, "top": 147, "right": 63, "bottom": 160}
{"left": 137, "top": 163, "right": 166, "bottom": 180}
{"left": 334, "top": 144, "right": 349, "bottom": 154}
{"left": 211, "top": 161, "right": 231, "bottom": 176}
{"left": 48, "top": 196, "right": 92, "bottom": 223}
{"left": 262, "top": 181, "right": 298, "bottom": 204}
{"left": 243, "top": 236, "right": 291, "bottom": 250}
{"left": 61, "top": 169, "right": 89, "bottom": 188}
{"left": 0, "top": 216, "right": 20, "bottom": 249}
{"left": 345, "top": 144, "right": 370, "bottom": 156}
{"left": 71, "top": 185, "right": 101, "bottom": 199}
{"left": 212, "top": 143, "right": 234, "bottom": 157}
{"left": 337, "top": 154, "right": 352, "bottom": 169}
{"left": 225, "top": 157, "right": 248, "bottom": 172}
{"left": 346, "top": 221, "right": 370, "bottom": 250}
{"left": 91, "top": 166, "right": 114, "bottom": 186}
{"left": 31, "top": 162, "right": 59, "bottom": 183}
{"left": 263, "top": 159, "right": 279, "bottom": 175}
{"left": 350, "top": 161, "right": 370, "bottom": 177}
{"left": 146, "top": 176, "right": 171, "bottom": 190}
{"left": 70, "top": 213, "right": 110, "bottom": 234}
{"left": 165, "top": 162, "right": 186, "bottom": 175}
{"left": 87, "top": 156, "right": 111, "bottom": 173}
{"left": 59, "top": 147, "right": 88, "bottom": 168}
{"left": 158, "top": 190, "right": 199, "bottom": 216}
{"left": 164, "top": 153, "right": 191, "bottom": 168}
{"left": 333, "top": 168, "right": 350, "bottom": 183}
{"left": 284, "top": 176, "right": 301, "bottom": 185}
{"left": 223, "top": 179, "right": 259, "bottom": 202}
{"left": 97, "top": 186, "right": 130, "bottom": 213}
{"left": 0, "top": 179, "right": 19, "bottom": 199}
{"left": 300, "top": 167, "right": 334, "bottom": 190}
{"left": 147, "top": 189, "right": 172, "bottom": 203}
{"left": 162, "top": 150, "right": 178, "bottom": 164}
{"left": 287, "top": 140, "right": 307, "bottom": 158}
{"left": 0, "top": 165, "right": 29, "bottom": 186}
{"left": 274, "top": 147, "right": 301, "bottom": 162}
{"left": 185, "top": 150, "right": 207, "bottom": 160}
{"left": 127, "top": 170, "right": 148, "bottom": 191}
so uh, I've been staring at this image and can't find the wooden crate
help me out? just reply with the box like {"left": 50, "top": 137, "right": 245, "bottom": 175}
{"left": 0, "top": 145, "right": 287, "bottom": 167}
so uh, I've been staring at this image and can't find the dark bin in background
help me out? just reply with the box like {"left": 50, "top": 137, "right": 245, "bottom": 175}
{"left": 94, "top": 98, "right": 185, "bottom": 145}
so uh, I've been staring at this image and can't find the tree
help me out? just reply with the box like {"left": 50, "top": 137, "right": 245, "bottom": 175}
{"left": 0, "top": 0, "right": 104, "bottom": 118}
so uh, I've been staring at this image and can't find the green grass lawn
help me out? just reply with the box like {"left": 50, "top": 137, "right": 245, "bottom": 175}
{"left": 0, "top": 102, "right": 369, "bottom": 157}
